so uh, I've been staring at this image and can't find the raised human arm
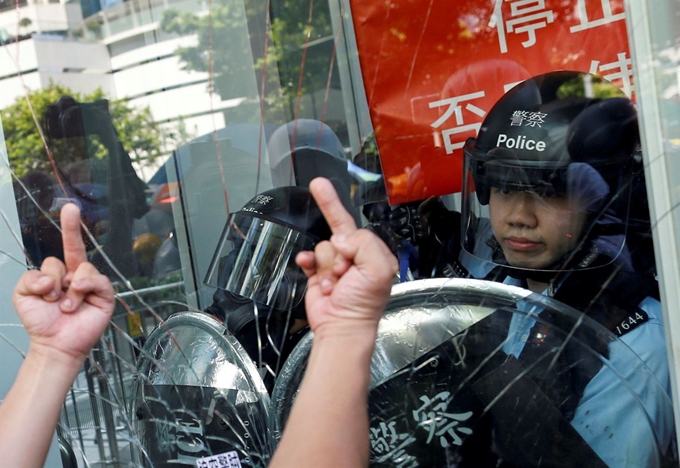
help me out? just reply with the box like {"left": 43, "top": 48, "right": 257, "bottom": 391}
{"left": 269, "top": 178, "right": 397, "bottom": 468}
{"left": 0, "top": 203, "right": 114, "bottom": 468}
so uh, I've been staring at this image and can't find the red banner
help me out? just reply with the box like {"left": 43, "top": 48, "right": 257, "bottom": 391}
{"left": 350, "top": 0, "right": 632, "bottom": 204}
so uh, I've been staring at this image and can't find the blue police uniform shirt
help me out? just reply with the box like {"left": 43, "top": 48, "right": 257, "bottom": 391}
{"left": 502, "top": 276, "right": 673, "bottom": 467}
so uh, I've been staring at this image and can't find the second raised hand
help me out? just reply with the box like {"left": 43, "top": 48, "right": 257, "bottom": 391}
{"left": 296, "top": 178, "right": 397, "bottom": 336}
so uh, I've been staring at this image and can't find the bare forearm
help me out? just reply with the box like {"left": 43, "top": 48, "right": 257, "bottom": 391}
{"left": 270, "top": 326, "right": 377, "bottom": 468}
{"left": 0, "top": 346, "right": 84, "bottom": 468}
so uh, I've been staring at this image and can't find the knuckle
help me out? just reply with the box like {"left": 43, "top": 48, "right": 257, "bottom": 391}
{"left": 74, "top": 261, "right": 98, "bottom": 276}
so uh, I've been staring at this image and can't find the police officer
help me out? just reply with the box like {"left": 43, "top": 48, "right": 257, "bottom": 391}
{"left": 359, "top": 70, "right": 673, "bottom": 468}
{"left": 204, "top": 185, "right": 332, "bottom": 390}
{"left": 453, "top": 70, "right": 672, "bottom": 466}
{"left": 131, "top": 186, "right": 333, "bottom": 467}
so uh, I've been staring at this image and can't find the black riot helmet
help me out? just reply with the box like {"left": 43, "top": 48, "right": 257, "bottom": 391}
{"left": 268, "top": 119, "right": 348, "bottom": 188}
{"left": 462, "top": 71, "right": 639, "bottom": 277}
{"left": 268, "top": 119, "right": 362, "bottom": 222}
{"left": 204, "top": 186, "right": 331, "bottom": 319}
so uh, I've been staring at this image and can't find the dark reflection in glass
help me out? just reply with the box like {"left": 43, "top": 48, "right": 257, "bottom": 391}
{"left": 12, "top": 95, "right": 150, "bottom": 279}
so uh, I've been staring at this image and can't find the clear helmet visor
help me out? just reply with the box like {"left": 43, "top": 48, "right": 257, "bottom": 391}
{"left": 461, "top": 143, "right": 632, "bottom": 275}
{"left": 204, "top": 212, "right": 315, "bottom": 311}
{"left": 457, "top": 71, "right": 641, "bottom": 277}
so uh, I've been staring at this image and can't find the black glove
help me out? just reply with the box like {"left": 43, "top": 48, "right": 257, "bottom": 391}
{"left": 389, "top": 202, "right": 427, "bottom": 245}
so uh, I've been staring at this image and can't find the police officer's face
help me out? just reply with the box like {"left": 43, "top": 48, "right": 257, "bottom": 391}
{"left": 489, "top": 188, "right": 587, "bottom": 270}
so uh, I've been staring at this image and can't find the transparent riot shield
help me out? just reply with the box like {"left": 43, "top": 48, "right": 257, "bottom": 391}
{"left": 272, "top": 278, "right": 674, "bottom": 467}
{"left": 129, "top": 312, "right": 275, "bottom": 467}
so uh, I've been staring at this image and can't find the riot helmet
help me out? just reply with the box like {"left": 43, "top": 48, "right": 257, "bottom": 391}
{"left": 461, "top": 71, "right": 638, "bottom": 279}
{"left": 268, "top": 119, "right": 361, "bottom": 222}
{"left": 204, "top": 186, "right": 331, "bottom": 319}
{"left": 268, "top": 119, "right": 347, "bottom": 188}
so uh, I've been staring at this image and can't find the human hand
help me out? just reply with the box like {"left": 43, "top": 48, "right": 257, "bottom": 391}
{"left": 296, "top": 178, "right": 398, "bottom": 338}
{"left": 12, "top": 203, "right": 115, "bottom": 364}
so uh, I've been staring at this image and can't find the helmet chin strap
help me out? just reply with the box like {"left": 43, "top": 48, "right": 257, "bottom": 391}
{"left": 506, "top": 266, "right": 561, "bottom": 285}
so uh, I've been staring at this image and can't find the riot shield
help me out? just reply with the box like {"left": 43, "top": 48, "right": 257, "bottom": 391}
{"left": 129, "top": 312, "right": 275, "bottom": 467}
{"left": 272, "top": 278, "right": 674, "bottom": 467}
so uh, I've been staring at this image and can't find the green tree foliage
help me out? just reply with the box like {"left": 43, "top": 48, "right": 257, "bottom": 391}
{"left": 161, "top": 5, "right": 254, "bottom": 100}
{"left": 160, "top": 0, "right": 337, "bottom": 122}
{"left": 2, "top": 84, "right": 165, "bottom": 178}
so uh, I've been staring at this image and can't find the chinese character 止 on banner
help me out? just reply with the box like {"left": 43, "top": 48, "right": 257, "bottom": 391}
{"left": 570, "top": 0, "right": 625, "bottom": 32}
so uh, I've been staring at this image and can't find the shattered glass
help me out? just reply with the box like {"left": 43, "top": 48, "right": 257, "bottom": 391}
{"left": 0, "top": 0, "right": 679, "bottom": 467}
{"left": 274, "top": 279, "right": 674, "bottom": 467}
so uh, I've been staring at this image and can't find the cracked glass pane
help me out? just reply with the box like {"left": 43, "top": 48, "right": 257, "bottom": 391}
{"left": 0, "top": 0, "right": 678, "bottom": 467}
